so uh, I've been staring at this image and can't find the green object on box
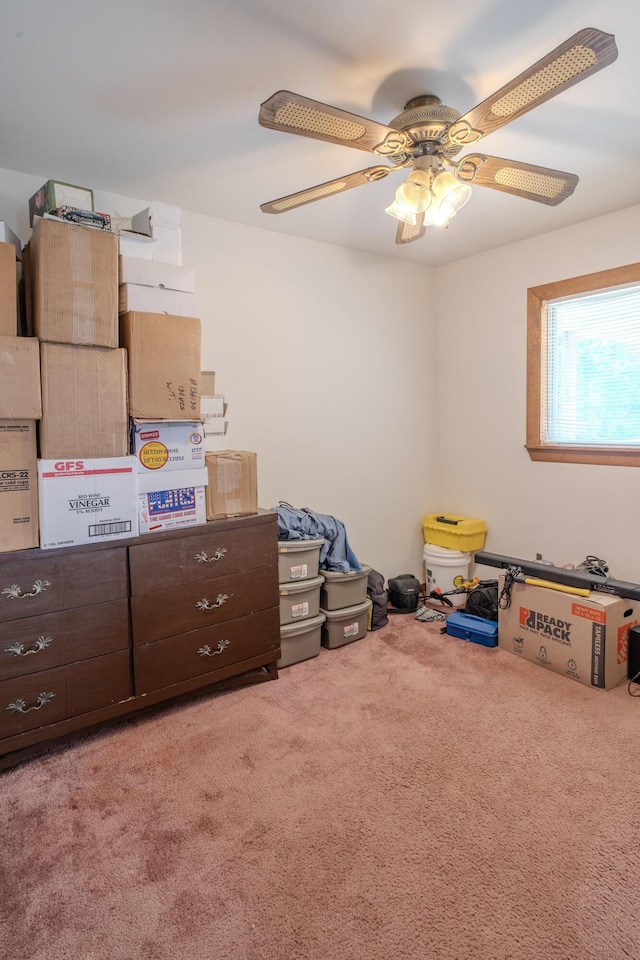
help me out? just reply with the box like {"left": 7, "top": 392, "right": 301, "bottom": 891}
{"left": 29, "top": 180, "right": 94, "bottom": 227}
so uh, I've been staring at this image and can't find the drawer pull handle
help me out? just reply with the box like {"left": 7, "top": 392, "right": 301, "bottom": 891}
{"left": 2, "top": 580, "right": 51, "bottom": 601}
{"left": 196, "top": 594, "right": 230, "bottom": 612}
{"left": 197, "top": 639, "right": 230, "bottom": 658}
{"left": 7, "top": 691, "right": 55, "bottom": 715}
{"left": 5, "top": 636, "right": 53, "bottom": 657}
{"left": 194, "top": 548, "right": 227, "bottom": 564}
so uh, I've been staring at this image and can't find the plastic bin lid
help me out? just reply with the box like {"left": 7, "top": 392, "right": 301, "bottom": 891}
{"left": 278, "top": 538, "right": 325, "bottom": 552}
{"left": 320, "top": 597, "right": 372, "bottom": 620}
{"left": 321, "top": 563, "right": 371, "bottom": 582}
{"left": 280, "top": 612, "right": 326, "bottom": 637}
{"left": 279, "top": 575, "right": 325, "bottom": 595}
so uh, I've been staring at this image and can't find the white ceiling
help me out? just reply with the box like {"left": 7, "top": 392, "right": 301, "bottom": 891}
{"left": 1, "top": 0, "right": 639, "bottom": 267}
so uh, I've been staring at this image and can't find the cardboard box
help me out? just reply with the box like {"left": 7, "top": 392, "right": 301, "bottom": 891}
{"left": 38, "top": 456, "right": 138, "bottom": 549}
{"left": 29, "top": 180, "right": 94, "bottom": 227}
{"left": 0, "top": 241, "right": 18, "bottom": 336}
{"left": 205, "top": 451, "right": 258, "bottom": 520}
{"left": 138, "top": 466, "right": 207, "bottom": 534}
{"left": 120, "top": 312, "right": 200, "bottom": 420}
{"left": 118, "top": 231, "right": 155, "bottom": 259}
{"left": 118, "top": 283, "right": 198, "bottom": 317}
{"left": 31, "top": 219, "right": 118, "bottom": 347}
{"left": 498, "top": 574, "right": 639, "bottom": 689}
{"left": 39, "top": 343, "right": 128, "bottom": 459}
{"left": 0, "top": 421, "right": 38, "bottom": 552}
{"left": 46, "top": 207, "right": 111, "bottom": 231}
{"left": 0, "top": 337, "right": 42, "bottom": 419}
{"left": 119, "top": 256, "right": 195, "bottom": 292}
{"left": 0, "top": 221, "right": 22, "bottom": 261}
{"left": 131, "top": 420, "right": 205, "bottom": 473}
{"left": 201, "top": 370, "right": 215, "bottom": 395}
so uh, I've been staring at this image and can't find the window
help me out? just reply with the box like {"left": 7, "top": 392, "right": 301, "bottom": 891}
{"left": 527, "top": 262, "right": 640, "bottom": 466}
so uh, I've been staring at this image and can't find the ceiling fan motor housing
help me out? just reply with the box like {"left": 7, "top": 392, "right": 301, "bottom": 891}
{"left": 388, "top": 95, "right": 463, "bottom": 158}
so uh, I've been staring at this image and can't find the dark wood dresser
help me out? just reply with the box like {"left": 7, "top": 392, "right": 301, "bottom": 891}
{"left": 0, "top": 510, "right": 280, "bottom": 770}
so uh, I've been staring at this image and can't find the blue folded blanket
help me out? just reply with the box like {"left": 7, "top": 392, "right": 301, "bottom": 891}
{"left": 272, "top": 505, "right": 362, "bottom": 574}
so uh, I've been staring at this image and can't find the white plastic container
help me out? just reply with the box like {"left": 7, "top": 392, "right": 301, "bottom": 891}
{"left": 423, "top": 543, "right": 471, "bottom": 607}
{"left": 320, "top": 599, "right": 372, "bottom": 649}
{"left": 278, "top": 575, "right": 324, "bottom": 625}
{"left": 278, "top": 613, "right": 326, "bottom": 668}
{"left": 277, "top": 538, "right": 324, "bottom": 583}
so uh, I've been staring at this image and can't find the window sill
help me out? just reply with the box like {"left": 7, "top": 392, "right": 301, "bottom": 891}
{"left": 525, "top": 444, "right": 640, "bottom": 467}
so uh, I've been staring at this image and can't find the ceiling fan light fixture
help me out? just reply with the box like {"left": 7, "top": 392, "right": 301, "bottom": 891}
{"left": 432, "top": 170, "right": 472, "bottom": 215}
{"left": 384, "top": 198, "right": 417, "bottom": 225}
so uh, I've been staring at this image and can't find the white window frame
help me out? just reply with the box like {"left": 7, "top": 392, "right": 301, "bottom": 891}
{"left": 526, "top": 262, "right": 640, "bottom": 467}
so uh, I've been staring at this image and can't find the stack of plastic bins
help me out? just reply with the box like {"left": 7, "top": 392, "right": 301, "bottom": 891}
{"left": 277, "top": 538, "right": 326, "bottom": 668}
{"left": 319, "top": 564, "right": 373, "bottom": 649}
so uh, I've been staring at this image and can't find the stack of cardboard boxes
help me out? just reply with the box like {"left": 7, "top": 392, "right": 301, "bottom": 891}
{"left": 0, "top": 186, "right": 258, "bottom": 556}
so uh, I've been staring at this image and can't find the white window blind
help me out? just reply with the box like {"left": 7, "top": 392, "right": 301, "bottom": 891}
{"left": 544, "top": 284, "right": 640, "bottom": 445}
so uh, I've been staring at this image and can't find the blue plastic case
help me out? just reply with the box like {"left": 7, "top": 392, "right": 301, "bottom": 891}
{"left": 446, "top": 611, "right": 498, "bottom": 647}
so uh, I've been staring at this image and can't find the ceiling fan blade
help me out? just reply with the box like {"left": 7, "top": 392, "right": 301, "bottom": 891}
{"left": 395, "top": 213, "right": 426, "bottom": 244}
{"left": 455, "top": 154, "right": 578, "bottom": 205}
{"left": 259, "top": 90, "right": 411, "bottom": 156}
{"left": 260, "top": 166, "right": 393, "bottom": 214}
{"left": 446, "top": 27, "right": 618, "bottom": 146}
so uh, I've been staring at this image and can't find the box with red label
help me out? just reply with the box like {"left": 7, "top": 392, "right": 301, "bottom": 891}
{"left": 498, "top": 574, "right": 638, "bottom": 689}
{"left": 38, "top": 457, "right": 138, "bottom": 549}
{"left": 137, "top": 467, "right": 207, "bottom": 534}
{"left": 130, "top": 419, "right": 204, "bottom": 473}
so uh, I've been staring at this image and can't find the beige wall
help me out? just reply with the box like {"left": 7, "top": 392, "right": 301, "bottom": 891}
{"left": 435, "top": 204, "right": 640, "bottom": 582}
{"left": 0, "top": 166, "right": 438, "bottom": 578}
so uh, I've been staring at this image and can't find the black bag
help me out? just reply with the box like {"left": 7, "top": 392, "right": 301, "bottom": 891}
{"left": 388, "top": 574, "right": 421, "bottom": 612}
{"left": 367, "top": 569, "right": 389, "bottom": 631}
{"left": 465, "top": 581, "right": 499, "bottom": 621}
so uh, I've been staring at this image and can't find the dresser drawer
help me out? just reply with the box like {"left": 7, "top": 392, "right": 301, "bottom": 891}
{"left": 0, "top": 547, "right": 128, "bottom": 623}
{"left": 128, "top": 519, "right": 277, "bottom": 596}
{"left": 130, "top": 564, "right": 279, "bottom": 645}
{"left": 0, "top": 649, "right": 132, "bottom": 739}
{"left": 0, "top": 599, "right": 130, "bottom": 682}
{"left": 133, "top": 607, "right": 280, "bottom": 694}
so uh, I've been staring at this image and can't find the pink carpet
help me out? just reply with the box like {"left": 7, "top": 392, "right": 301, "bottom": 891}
{"left": 1, "top": 616, "right": 640, "bottom": 960}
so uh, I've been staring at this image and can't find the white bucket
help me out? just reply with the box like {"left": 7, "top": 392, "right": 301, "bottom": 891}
{"left": 423, "top": 542, "right": 471, "bottom": 607}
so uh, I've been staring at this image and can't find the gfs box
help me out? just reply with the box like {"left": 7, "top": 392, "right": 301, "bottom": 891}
{"left": 38, "top": 457, "right": 138, "bottom": 549}
{"left": 498, "top": 574, "right": 639, "bottom": 690}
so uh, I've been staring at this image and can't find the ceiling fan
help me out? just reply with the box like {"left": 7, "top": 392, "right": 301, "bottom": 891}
{"left": 258, "top": 27, "right": 618, "bottom": 244}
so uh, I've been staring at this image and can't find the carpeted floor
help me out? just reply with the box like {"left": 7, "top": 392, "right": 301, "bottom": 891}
{"left": 1, "top": 615, "right": 640, "bottom": 960}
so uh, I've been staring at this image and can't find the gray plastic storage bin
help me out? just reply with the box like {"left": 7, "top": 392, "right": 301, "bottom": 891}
{"left": 277, "top": 538, "right": 325, "bottom": 583}
{"left": 320, "top": 598, "right": 372, "bottom": 649}
{"left": 320, "top": 563, "right": 372, "bottom": 611}
{"left": 279, "top": 575, "right": 324, "bottom": 625}
{"left": 278, "top": 612, "right": 326, "bottom": 668}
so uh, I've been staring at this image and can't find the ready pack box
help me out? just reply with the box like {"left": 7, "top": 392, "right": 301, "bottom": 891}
{"left": 0, "top": 337, "right": 42, "bottom": 419}
{"left": 0, "top": 241, "right": 18, "bottom": 336}
{"left": 31, "top": 218, "right": 118, "bottom": 347}
{"left": 0, "top": 421, "right": 38, "bottom": 553}
{"left": 205, "top": 450, "right": 257, "bottom": 520}
{"left": 120, "top": 311, "right": 200, "bottom": 420}
{"left": 138, "top": 466, "right": 207, "bottom": 534}
{"left": 131, "top": 419, "right": 205, "bottom": 473}
{"left": 38, "top": 456, "right": 138, "bottom": 549}
{"left": 39, "top": 343, "right": 128, "bottom": 459}
{"left": 498, "top": 574, "right": 638, "bottom": 689}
